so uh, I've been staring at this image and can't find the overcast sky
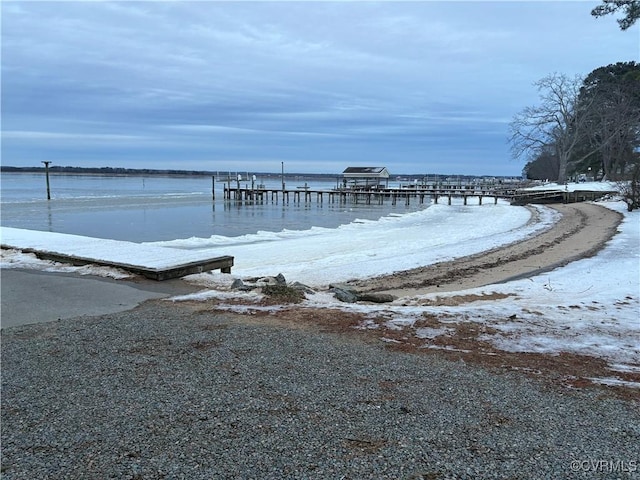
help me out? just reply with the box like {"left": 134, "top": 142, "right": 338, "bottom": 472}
{"left": 2, "top": 1, "right": 638, "bottom": 176}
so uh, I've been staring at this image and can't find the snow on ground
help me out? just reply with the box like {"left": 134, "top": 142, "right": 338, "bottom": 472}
{"left": 525, "top": 180, "right": 620, "bottom": 192}
{"left": 1, "top": 199, "right": 556, "bottom": 286}
{"left": 0, "top": 249, "right": 133, "bottom": 279}
{"left": 154, "top": 201, "right": 556, "bottom": 286}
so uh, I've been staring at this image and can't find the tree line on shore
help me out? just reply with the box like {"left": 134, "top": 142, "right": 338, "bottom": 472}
{"left": 0, "top": 166, "right": 217, "bottom": 176}
{"left": 0, "top": 166, "right": 341, "bottom": 181}
{"left": 509, "top": 2, "right": 639, "bottom": 187}
{"left": 510, "top": 61, "right": 639, "bottom": 184}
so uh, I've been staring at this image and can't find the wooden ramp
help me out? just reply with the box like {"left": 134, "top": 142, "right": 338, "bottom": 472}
{"left": 0, "top": 227, "right": 233, "bottom": 281}
{"left": 510, "top": 189, "right": 617, "bottom": 205}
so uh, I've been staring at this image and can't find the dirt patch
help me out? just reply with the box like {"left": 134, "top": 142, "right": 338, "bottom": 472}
{"left": 410, "top": 292, "right": 513, "bottom": 307}
{"left": 260, "top": 284, "right": 306, "bottom": 304}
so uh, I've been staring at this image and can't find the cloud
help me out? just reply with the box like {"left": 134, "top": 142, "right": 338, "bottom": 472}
{"left": 2, "top": 130, "right": 144, "bottom": 140}
{"left": 1, "top": 1, "right": 637, "bottom": 175}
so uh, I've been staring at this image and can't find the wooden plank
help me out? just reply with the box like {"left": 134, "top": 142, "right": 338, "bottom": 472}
{"left": 10, "top": 248, "right": 234, "bottom": 281}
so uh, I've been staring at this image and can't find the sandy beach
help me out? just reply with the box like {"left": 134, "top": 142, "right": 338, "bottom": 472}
{"left": 346, "top": 202, "right": 623, "bottom": 297}
{"left": 2, "top": 201, "right": 638, "bottom": 479}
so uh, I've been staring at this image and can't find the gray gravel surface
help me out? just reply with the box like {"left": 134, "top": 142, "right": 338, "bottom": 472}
{"left": 2, "top": 300, "right": 639, "bottom": 479}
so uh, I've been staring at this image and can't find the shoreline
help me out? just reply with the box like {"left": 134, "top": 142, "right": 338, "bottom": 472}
{"left": 0, "top": 201, "right": 625, "bottom": 321}
{"left": 344, "top": 202, "right": 623, "bottom": 298}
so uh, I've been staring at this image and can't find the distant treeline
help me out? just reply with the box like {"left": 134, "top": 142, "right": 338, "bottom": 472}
{"left": 1, "top": 166, "right": 217, "bottom": 176}
{"left": 0, "top": 165, "right": 521, "bottom": 182}
{"left": 0, "top": 165, "right": 343, "bottom": 181}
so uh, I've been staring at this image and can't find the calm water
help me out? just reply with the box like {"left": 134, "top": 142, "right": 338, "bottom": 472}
{"left": 0, "top": 173, "right": 428, "bottom": 242}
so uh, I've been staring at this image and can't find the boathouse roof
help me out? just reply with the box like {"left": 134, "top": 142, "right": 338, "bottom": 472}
{"left": 342, "top": 167, "right": 390, "bottom": 178}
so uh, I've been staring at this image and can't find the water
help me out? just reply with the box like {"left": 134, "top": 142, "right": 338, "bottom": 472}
{"left": 0, "top": 173, "right": 429, "bottom": 242}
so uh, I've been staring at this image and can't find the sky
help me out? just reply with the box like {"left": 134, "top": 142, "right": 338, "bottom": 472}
{"left": 1, "top": 1, "right": 639, "bottom": 176}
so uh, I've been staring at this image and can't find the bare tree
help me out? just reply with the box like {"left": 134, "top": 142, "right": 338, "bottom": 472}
{"left": 509, "top": 74, "right": 596, "bottom": 183}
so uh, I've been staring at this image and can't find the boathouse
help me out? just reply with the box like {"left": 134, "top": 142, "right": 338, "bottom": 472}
{"left": 342, "top": 167, "right": 390, "bottom": 189}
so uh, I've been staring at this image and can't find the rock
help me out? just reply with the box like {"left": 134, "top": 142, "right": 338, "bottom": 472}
{"left": 329, "top": 283, "right": 358, "bottom": 293}
{"left": 230, "top": 278, "right": 254, "bottom": 291}
{"left": 290, "top": 281, "right": 315, "bottom": 295}
{"left": 331, "top": 287, "right": 359, "bottom": 303}
{"left": 357, "top": 292, "right": 397, "bottom": 303}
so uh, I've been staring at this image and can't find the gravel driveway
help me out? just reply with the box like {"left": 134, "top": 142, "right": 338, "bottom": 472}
{"left": 2, "top": 300, "right": 638, "bottom": 479}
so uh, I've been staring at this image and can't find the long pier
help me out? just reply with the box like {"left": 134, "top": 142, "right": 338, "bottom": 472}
{"left": 222, "top": 184, "right": 617, "bottom": 207}
{"left": 223, "top": 185, "right": 509, "bottom": 206}
{"left": 215, "top": 171, "right": 617, "bottom": 207}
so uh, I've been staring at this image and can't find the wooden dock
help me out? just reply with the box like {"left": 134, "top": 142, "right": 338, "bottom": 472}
{"left": 17, "top": 249, "right": 234, "bottom": 281}
{"left": 509, "top": 189, "right": 617, "bottom": 205}
{"left": 223, "top": 185, "right": 508, "bottom": 206}
{"left": 221, "top": 184, "right": 616, "bottom": 207}
{"left": 216, "top": 175, "right": 616, "bottom": 206}
{"left": 0, "top": 227, "right": 234, "bottom": 281}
